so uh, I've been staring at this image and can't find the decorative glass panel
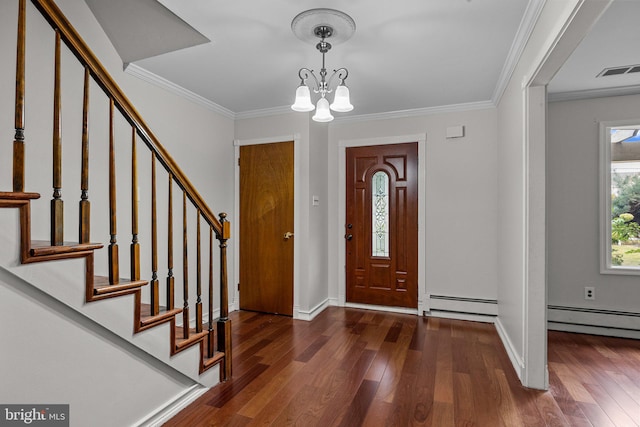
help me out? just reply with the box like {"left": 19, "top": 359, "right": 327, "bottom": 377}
{"left": 372, "top": 171, "right": 389, "bottom": 257}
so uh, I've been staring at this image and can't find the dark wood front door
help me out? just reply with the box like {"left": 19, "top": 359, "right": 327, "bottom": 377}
{"left": 239, "top": 141, "right": 294, "bottom": 315}
{"left": 346, "top": 142, "right": 418, "bottom": 308}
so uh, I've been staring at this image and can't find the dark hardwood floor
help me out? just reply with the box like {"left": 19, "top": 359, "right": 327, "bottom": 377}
{"left": 163, "top": 307, "right": 640, "bottom": 426}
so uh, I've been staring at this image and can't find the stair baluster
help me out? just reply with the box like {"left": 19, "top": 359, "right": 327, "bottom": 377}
{"left": 79, "top": 67, "right": 90, "bottom": 243}
{"left": 13, "top": 0, "right": 26, "bottom": 193}
{"left": 167, "top": 174, "right": 174, "bottom": 310}
{"left": 182, "top": 191, "right": 189, "bottom": 339}
{"left": 207, "top": 226, "right": 215, "bottom": 358}
{"left": 150, "top": 151, "right": 159, "bottom": 315}
{"left": 51, "top": 29, "right": 63, "bottom": 246}
{"left": 196, "top": 211, "right": 203, "bottom": 333}
{"left": 108, "top": 98, "right": 119, "bottom": 284}
{"left": 131, "top": 128, "right": 140, "bottom": 282}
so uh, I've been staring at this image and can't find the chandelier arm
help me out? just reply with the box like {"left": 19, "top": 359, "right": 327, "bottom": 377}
{"left": 298, "top": 68, "right": 320, "bottom": 92}
{"left": 326, "top": 67, "right": 349, "bottom": 93}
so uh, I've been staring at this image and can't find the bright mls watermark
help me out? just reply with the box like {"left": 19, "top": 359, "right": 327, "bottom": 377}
{"left": 0, "top": 405, "right": 68, "bottom": 426}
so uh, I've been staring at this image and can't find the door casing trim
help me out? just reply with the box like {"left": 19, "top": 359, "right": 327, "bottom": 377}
{"left": 337, "top": 134, "right": 427, "bottom": 314}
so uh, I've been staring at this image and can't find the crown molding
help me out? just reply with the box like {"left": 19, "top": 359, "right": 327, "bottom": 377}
{"left": 234, "top": 105, "right": 295, "bottom": 120}
{"left": 122, "top": 63, "right": 498, "bottom": 123}
{"left": 124, "top": 63, "right": 235, "bottom": 119}
{"left": 332, "top": 100, "right": 496, "bottom": 124}
{"left": 491, "top": 0, "right": 547, "bottom": 105}
{"left": 238, "top": 100, "right": 496, "bottom": 123}
{"left": 548, "top": 85, "right": 640, "bottom": 102}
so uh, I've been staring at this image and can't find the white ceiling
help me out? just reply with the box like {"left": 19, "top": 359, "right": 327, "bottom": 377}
{"left": 548, "top": 0, "right": 640, "bottom": 101}
{"left": 86, "top": 0, "right": 640, "bottom": 118}
{"left": 90, "top": 0, "right": 533, "bottom": 117}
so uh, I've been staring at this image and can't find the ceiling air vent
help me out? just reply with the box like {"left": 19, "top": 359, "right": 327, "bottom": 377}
{"left": 597, "top": 64, "right": 640, "bottom": 77}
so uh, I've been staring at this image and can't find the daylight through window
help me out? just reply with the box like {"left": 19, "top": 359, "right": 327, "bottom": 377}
{"left": 602, "top": 123, "right": 640, "bottom": 272}
{"left": 372, "top": 171, "right": 389, "bottom": 257}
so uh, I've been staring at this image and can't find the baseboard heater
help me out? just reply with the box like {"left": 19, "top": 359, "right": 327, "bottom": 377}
{"left": 428, "top": 294, "right": 498, "bottom": 321}
{"left": 547, "top": 305, "right": 640, "bottom": 339}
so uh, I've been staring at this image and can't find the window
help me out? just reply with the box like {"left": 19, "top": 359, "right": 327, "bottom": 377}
{"left": 372, "top": 171, "right": 389, "bottom": 257}
{"left": 600, "top": 120, "right": 640, "bottom": 274}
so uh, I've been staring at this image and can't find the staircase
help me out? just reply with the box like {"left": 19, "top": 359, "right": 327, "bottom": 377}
{"left": 0, "top": 0, "right": 232, "bottom": 385}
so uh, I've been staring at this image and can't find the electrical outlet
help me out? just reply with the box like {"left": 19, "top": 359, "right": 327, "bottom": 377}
{"left": 584, "top": 286, "right": 595, "bottom": 300}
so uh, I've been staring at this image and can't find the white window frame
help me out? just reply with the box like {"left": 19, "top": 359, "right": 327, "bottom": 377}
{"left": 599, "top": 119, "right": 640, "bottom": 275}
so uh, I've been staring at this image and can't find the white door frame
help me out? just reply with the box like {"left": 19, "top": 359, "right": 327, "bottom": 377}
{"left": 337, "top": 134, "right": 427, "bottom": 315}
{"left": 232, "top": 134, "right": 303, "bottom": 317}
{"left": 520, "top": 0, "right": 612, "bottom": 389}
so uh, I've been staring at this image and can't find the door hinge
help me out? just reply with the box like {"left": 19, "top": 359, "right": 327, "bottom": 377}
{"left": 237, "top": 157, "right": 240, "bottom": 166}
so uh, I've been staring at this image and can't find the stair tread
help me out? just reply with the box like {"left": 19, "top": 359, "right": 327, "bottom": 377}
{"left": 140, "top": 304, "right": 182, "bottom": 326}
{"left": 0, "top": 191, "right": 40, "bottom": 200}
{"left": 203, "top": 351, "right": 225, "bottom": 368}
{"left": 30, "top": 240, "right": 104, "bottom": 256}
{"left": 93, "top": 276, "right": 148, "bottom": 295}
{"left": 174, "top": 325, "right": 208, "bottom": 350}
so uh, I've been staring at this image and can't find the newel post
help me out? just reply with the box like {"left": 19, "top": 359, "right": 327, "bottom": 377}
{"left": 217, "top": 212, "right": 232, "bottom": 380}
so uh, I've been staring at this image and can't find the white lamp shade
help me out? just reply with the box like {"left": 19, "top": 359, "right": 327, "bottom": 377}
{"left": 312, "top": 97, "right": 334, "bottom": 122}
{"left": 330, "top": 84, "right": 353, "bottom": 112}
{"left": 291, "top": 85, "right": 315, "bottom": 112}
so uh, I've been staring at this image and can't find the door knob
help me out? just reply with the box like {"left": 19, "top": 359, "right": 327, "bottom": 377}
{"left": 283, "top": 231, "right": 294, "bottom": 240}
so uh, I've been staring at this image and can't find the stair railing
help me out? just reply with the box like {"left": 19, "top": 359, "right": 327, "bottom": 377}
{"left": 9, "top": 0, "right": 231, "bottom": 379}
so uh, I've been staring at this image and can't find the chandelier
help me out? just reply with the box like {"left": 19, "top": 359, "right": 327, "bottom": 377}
{"left": 290, "top": 9, "right": 356, "bottom": 122}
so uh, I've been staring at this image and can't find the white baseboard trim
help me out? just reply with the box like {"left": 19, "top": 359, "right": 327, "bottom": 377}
{"left": 229, "top": 301, "right": 239, "bottom": 313}
{"left": 344, "top": 302, "right": 419, "bottom": 315}
{"left": 134, "top": 384, "right": 208, "bottom": 427}
{"left": 495, "top": 317, "right": 525, "bottom": 383}
{"left": 296, "top": 299, "right": 330, "bottom": 321}
{"left": 548, "top": 305, "right": 640, "bottom": 339}
{"left": 332, "top": 295, "right": 497, "bottom": 319}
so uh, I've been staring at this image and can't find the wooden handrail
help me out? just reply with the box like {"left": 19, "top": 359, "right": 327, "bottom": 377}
{"left": 30, "top": 0, "right": 222, "bottom": 236}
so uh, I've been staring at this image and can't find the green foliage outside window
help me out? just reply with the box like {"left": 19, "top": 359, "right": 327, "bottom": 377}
{"left": 612, "top": 174, "right": 640, "bottom": 221}
{"left": 611, "top": 213, "right": 640, "bottom": 244}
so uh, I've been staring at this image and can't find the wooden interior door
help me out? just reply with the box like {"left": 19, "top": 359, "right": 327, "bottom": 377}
{"left": 239, "top": 141, "right": 294, "bottom": 315}
{"left": 346, "top": 142, "right": 418, "bottom": 308}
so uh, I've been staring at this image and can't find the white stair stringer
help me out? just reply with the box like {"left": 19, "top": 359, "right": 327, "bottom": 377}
{"left": 0, "top": 207, "right": 221, "bottom": 388}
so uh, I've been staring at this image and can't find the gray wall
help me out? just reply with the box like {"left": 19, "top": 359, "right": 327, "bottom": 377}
{"left": 328, "top": 109, "right": 500, "bottom": 314}
{"left": 547, "top": 94, "right": 640, "bottom": 335}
